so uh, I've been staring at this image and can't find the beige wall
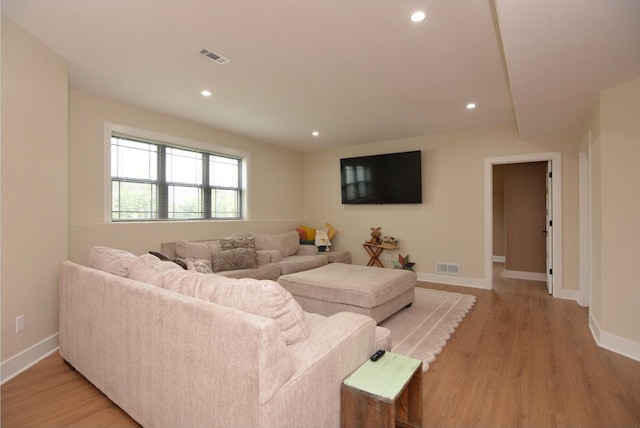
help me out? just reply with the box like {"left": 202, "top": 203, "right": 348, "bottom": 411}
{"left": 68, "top": 90, "right": 305, "bottom": 265}
{"left": 595, "top": 77, "right": 640, "bottom": 343}
{"left": 303, "top": 125, "right": 580, "bottom": 291}
{"left": 1, "top": 16, "right": 69, "bottom": 361}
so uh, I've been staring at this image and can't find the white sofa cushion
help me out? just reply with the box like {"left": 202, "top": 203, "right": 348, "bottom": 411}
{"left": 162, "top": 269, "right": 310, "bottom": 345}
{"left": 253, "top": 231, "right": 299, "bottom": 257}
{"left": 175, "top": 239, "right": 221, "bottom": 260}
{"left": 88, "top": 246, "right": 137, "bottom": 277}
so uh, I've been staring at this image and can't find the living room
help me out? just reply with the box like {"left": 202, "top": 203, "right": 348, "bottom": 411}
{"left": 2, "top": 1, "right": 640, "bottom": 426}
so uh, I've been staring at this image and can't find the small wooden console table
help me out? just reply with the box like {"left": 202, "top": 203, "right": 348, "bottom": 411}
{"left": 362, "top": 243, "right": 398, "bottom": 267}
{"left": 341, "top": 352, "right": 423, "bottom": 428}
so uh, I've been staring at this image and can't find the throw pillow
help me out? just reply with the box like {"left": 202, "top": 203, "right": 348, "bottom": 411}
{"left": 186, "top": 258, "right": 213, "bottom": 274}
{"left": 325, "top": 223, "right": 338, "bottom": 240}
{"left": 296, "top": 227, "right": 307, "bottom": 240}
{"left": 315, "top": 229, "right": 332, "bottom": 247}
{"left": 220, "top": 236, "right": 256, "bottom": 251}
{"left": 88, "top": 246, "right": 137, "bottom": 277}
{"left": 299, "top": 225, "right": 316, "bottom": 241}
{"left": 161, "top": 269, "right": 310, "bottom": 345}
{"left": 211, "top": 248, "right": 259, "bottom": 272}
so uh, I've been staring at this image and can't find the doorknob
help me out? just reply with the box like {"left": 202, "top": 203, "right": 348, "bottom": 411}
{"left": 542, "top": 230, "right": 548, "bottom": 233}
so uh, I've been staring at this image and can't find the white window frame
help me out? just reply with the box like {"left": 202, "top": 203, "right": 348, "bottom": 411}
{"left": 103, "top": 123, "right": 250, "bottom": 222}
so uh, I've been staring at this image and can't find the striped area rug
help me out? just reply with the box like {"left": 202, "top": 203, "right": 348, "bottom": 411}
{"left": 380, "top": 287, "right": 476, "bottom": 371}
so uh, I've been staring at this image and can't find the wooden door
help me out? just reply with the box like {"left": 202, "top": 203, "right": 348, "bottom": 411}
{"left": 504, "top": 162, "right": 548, "bottom": 279}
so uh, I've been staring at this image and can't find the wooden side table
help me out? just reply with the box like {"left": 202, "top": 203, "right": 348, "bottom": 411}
{"left": 341, "top": 352, "right": 422, "bottom": 428}
{"left": 362, "top": 243, "right": 399, "bottom": 267}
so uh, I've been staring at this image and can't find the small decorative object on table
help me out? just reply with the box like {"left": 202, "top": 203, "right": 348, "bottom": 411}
{"left": 381, "top": 236, "right": 399, "bottom": 246}
{"left": 393, "top": 254, "right": 415, "bottom": 271}
{"left": 367, "top": 227, "right": 382, "bottom": 245}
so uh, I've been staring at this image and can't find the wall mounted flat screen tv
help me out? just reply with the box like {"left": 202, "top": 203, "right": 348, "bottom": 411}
{"left": 340, "top": 150, "right": 422, "bottom": 204}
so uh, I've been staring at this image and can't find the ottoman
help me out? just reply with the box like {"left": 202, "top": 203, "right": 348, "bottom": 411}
{"left": 278, "top": 263, "right": 416, "bottom": 324}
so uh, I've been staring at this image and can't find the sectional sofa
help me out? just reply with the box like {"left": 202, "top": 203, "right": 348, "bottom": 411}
{"left": 159, "top": 231, "right": 336, "bottom": 280}
{"left": 59, "top": 247, "right": 390, "bottom": 428}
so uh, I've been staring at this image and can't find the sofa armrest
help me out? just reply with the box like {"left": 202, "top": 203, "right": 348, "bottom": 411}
{"left": 296, "top": 244, "right": 319, "bottom": 256}
{"left": 263, "top": 311, "right": 376, "bottom": 427}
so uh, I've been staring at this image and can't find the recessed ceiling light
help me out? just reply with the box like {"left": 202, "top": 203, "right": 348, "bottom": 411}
{"left": 200, "top": 90, "right": 212, "bottom": 97}
{"left": 466, "top": 103, "right": 476, "bottom": 109}
{"left": 411, "top": 11, "right": 426, "bottom": 23}
{"left": 312, "top": 131, "right": 320, "bottom": 137}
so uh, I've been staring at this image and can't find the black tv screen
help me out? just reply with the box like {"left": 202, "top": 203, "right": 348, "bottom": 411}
{"left": 340, "top": 151, "right": 422, "bottom": 204}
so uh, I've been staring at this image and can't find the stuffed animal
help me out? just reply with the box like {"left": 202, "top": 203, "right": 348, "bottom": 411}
{"left": 368, "top": 227, "right": 382, "bottom": 244}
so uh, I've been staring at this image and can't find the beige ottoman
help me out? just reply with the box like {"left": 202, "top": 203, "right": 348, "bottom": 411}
{"left": 278, "top": 263, "right": 416, "bottom": 324}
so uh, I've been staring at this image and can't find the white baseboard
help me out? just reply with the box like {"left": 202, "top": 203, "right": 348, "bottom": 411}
{"left": 590, "top": 315, "right": 640, "bottom": 363}
{"left": 503, "top": 270, "right": 546, "bottom": 282}
{"left": 417, "top": 272, "right": 490, "bottom": 290}
{"left": 1, "top": 332, "right": 60, "bottom": 385}
{"left": 492, "top": 255, "right": 506, "bottom": 263}
{"left": 561, "top": 288, "right": 579, "bottom": 301}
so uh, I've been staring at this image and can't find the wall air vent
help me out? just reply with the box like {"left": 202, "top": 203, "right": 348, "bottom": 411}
{"left": 196, "top": 48, "right": 230, "bottom": 65}
{"left": 436, "top": 262, "right": 461, "bottom": 276}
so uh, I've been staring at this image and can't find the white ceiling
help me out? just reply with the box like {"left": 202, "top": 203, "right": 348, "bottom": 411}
{"left": 3, "top": 0, "right": 639, "bottom": 151}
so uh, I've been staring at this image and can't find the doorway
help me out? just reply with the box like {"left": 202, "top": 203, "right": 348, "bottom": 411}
{"left": 484, "top": 153, "right": 563, "bottom": 297}
{"left": 494, "top": 162, "right": 549, "bottom": 288}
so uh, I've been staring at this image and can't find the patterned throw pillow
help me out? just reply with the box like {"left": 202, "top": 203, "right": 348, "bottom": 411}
{"left": 211, "top": 248, "right": 259, "bottom": 272}
{"left": 186, "top": 258, "right": 214, "bottom": 274}
{"left": 220, "top": 237, "right": 256, "bottom": 251}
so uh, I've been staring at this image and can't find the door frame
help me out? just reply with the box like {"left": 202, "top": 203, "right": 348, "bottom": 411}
{"left": 484, "top": 152, "right": 563, "bottom": 297}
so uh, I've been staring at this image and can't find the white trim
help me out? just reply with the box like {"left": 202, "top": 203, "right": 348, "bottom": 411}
{"left": 578, "top": 132, "right": 592, "bottom": 307}
{"left": 590, "top": 315, "right": 640, "bottom": 363}
{"left": 484, "top": 152, "right": 563, "bottom": 297}
{"left": 492, "top": 255, "right": 506, "bottom": 262}
{"left": 103, "top": 122, "right": 251, "bottom": 223}
{"left": 417, "top": 272, "right": 491, "bottom": 290}
{"left": 561, "top": 288, "right": 579, "bottom": 301}
{"left": 1, "top": 332, "right": 60, "bottom": 385}
{"left": 503, "top": 270, "right": 546, "bottom": 282}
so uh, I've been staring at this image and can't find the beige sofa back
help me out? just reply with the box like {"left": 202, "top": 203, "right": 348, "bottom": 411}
{"left": 59, "top": 261, "right": 293, "bottom": 427}
{"left": 59, "top": 259, "right": 380, "bottom": 428}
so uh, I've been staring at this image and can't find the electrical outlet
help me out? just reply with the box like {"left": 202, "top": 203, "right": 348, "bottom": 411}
{"left": 384, "top": 254, "right": 391, "bottom": 261}
{"left": 16, "top": 314, "right": 25, "bottom": 333}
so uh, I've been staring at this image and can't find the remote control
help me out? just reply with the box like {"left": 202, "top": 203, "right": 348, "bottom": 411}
{"left": 370, "top": 350, "right": 385, "bottom": 361}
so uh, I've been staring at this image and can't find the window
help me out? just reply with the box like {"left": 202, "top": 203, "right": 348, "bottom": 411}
{"left": 110, "top": 133, "right": 244, "bottom": 221}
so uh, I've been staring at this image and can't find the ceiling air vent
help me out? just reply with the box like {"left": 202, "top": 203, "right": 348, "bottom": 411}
{"left": 196, "top": 48, "right": 230, "bottom": 65}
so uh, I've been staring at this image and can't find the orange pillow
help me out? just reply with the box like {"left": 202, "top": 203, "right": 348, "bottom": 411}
{"left": 296, "top": 227, "right": 307, "bottom": 240}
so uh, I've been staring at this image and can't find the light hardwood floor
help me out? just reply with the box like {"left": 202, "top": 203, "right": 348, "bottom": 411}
{"left": 3, "top": 264, "right": 640, "bottom": 427}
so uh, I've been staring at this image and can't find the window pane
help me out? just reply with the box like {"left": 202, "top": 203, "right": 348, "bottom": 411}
{"left": 168, "top": 185, "right": 202, "bottom": 219}
{"left": 211, "top": 189, "right": 239, "bottom": 218}
{"left": 166, "top": 147, "right": 202, "bottom": 185}
{"left": 111, "top": 137, "right": 157, "bottom": 180}
{"left": 210, "top": 156, "right": 238, "bottom": 187}
{"left": 112, "top": 180, "right": 157, "bottom": 219}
